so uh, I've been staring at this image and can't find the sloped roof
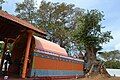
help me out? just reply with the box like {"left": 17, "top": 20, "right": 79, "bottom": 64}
{"left": 0, "top": 10, "right": 45, "bottom": 35}
{"left": 34, "top": 36, "right": 68, "bottom": 56}
{"left": 0, "top": 10, "right": 45, "bottom": 42}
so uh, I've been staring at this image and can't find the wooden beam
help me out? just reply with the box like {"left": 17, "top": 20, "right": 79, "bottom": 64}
{"left": 21, "top": 30, "right": 33, "bottom": 78}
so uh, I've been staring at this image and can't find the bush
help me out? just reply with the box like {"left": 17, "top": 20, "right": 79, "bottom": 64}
{"left": 105, "top": 60, "right": 120, "bottom": 69}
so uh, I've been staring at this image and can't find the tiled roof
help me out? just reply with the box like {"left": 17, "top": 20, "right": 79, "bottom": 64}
{"left": 0, "top": 10, "right": 45, "bottom": 35}
{"left": 34, "top": 36, "right": 68, "bottom": 56}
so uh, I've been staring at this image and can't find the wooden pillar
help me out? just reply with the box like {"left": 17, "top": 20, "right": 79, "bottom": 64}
{"left": 0, "top": 38, "right": 8, "bottom": 71}
{"left": 22, "top": 30, "right": 33, "bottom": 78}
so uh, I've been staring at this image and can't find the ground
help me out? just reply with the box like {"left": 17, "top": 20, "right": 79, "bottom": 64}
{"left": 68, "top": 74, "right": 120, "bottom": 80}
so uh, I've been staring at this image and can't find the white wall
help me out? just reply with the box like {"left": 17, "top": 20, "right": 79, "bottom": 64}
{"left": 106, "top": 69, "right": 120, "bottom": 77}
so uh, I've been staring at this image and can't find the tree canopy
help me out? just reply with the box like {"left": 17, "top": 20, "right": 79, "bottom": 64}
{"left": 37, "top": 1, "right": 82, "bottom": 51}
{"left": 0, "top": 0, "right": 114, "bottom": 75}
{"left": 15, "top": 0, "right": 37, "bottom": 24}
{"left": 99, "top": 50, "right": 120, "bottom": 61}
{"left": 73, "top": 10, "right": 113, "bottom": 64}
{"left": 15, "top": 1, "right": 113, "bottom": 61}
{"left": 98, "top": 50, "right": 120, "bottom": 69}
{"left": 105, "top": 60, "right": 120, "bottom": 69}
{"left": 74, "top": 10, "right": 113, "bottom": 50}
{"left": 15, "top": 0, "right": 84, "bottom": 53}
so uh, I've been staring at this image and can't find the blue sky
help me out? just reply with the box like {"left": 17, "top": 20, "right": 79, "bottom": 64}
{"left": 2, "top": 0, "right": 120, "bottom": 51}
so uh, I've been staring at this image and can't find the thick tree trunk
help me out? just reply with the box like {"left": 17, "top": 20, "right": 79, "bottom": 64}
{"left": 84, "top": 47, "right": 110, "bottom": 77}
{"left": 85, "top": 47, "right": 96, "bottom": 66}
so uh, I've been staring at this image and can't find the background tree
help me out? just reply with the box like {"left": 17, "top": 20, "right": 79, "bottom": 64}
{"left": 99, "top": 50, "right": 120, "bottom": 61}
{"left": 0, "top": 42, "right": 4, "bottom": 58}
{"left": 0, "top": 0, "right": 5, "bottom": 10}
{"left": 36, "top": 1, "right": 83, "bottom": 52}
{"left": 109, "top": 50, "right": 120, "bottom": 61}
{"left": 15, "top": 0, "right": 114, "bottom": 75}
{"left": 99, "top": 51, "right": 112, "bottom": 61}
{"left": 105, "top": 60, "right": 120, "bottom": 69}
{"left": 15, "top": 0, "right": 37, "bottom": 24}
{"left": 73, "top": 9, "right": 113, "bottom": 74}
{"left": 15, "top": 0, "right": 84, "bottom": 54}
{"left": 99, "top": 50, "right": 120, "bottom": 69}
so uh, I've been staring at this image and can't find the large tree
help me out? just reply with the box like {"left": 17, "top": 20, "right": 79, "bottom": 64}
{"left": 15, "top": 0, "right": 83, "bottom": 53}
{"left": 73, "top": 9, "right": 113, "bottom": 75}
{"left": 15, "top": 0, "right": 37, "bottom": 24}
{"left": 36, "top": 1, "right": 82, "bottom": 51}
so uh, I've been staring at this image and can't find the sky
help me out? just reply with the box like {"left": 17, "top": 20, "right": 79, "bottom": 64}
{"left": 2, "top": 0, "right": 120, "bottom": 51}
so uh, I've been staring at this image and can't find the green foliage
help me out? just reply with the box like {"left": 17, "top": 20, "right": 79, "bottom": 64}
{"left": 15, "top": 0, "right": 37, "bottom": 24}
{"left": 0, "top": 0, "right": 5, "bottom": 5}
{"left": 105, "top": 61, "right": 120, "bottom": 69}
{"left": 0, "top": 43, "right": 3, "bottom": 52}
{"left": 99, "top": 51, "right": 111, "bottom": 61}
{"left": 15, "top": 0, "right": 113, "bottom": 57}
{"left": 72, "top": 9, "right": 113, "bottom": 66}
{"left": 0, "top": 42, "right": 13, "bottom": 58}
{"left": 36, "top": 1, "right": 82, "bottom": 50}
{"left": 99, "top": 50, "right": 120, "bottom": 61}
{"left": 99, "top": 50, "right": 120, "bottom": 69}
{"left": 0, "top": 43, "right": 4, "bottom": 58}
{"left": 73, "top": 10, "right": 113, "bottom": 50}
{"left": 15, "top": 0, "right": 82, "bottom": 53}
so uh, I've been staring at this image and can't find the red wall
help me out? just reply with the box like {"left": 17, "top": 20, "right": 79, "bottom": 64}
{"left": 32, "top": 56, "right": 83, "bottom": 71}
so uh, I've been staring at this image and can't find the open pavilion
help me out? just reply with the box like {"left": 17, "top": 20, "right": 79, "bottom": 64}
{"left": 0, "top": 10, "right": 45, "bottom": 78}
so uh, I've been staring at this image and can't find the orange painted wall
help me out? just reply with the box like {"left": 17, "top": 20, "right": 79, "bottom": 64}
{"left": 33, "top": 56, "right": 83, "bottom": 71}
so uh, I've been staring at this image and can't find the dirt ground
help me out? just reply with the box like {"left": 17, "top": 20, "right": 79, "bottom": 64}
{"left": 68, "top": 74, "right": 120, "bottom": 80}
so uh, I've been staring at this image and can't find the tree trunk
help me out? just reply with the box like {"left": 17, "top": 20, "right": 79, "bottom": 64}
{"left": 84, "top": 47, "right": 110, "bottom": 77}
{"left": 85, "top": 47, "right": 96, "bottom": 65}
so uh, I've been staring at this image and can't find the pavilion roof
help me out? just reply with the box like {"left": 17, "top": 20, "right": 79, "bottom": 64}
{"left": 0, "top": 10, "right": 45, "bottom": 42}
